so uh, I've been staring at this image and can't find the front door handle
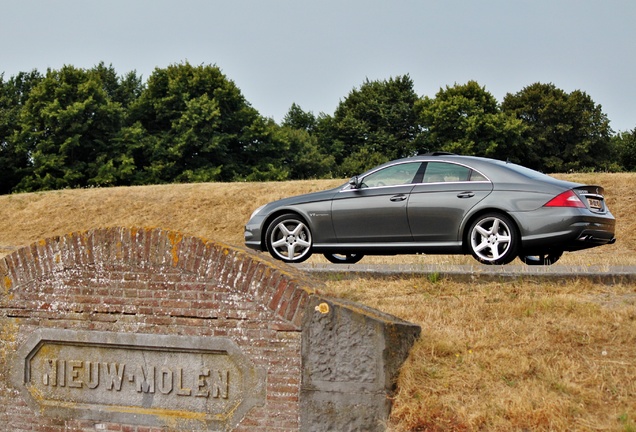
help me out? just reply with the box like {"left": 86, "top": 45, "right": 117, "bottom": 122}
{"left": 457, "top": 191, "right": 475, "bottom": 198}
{"left": 390, "top": 194, "right": 408, "bottom": 202}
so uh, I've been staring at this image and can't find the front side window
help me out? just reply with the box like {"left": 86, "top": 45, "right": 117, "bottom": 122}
{"left": 361, "top": 162, "right": 422, "bottom": 188}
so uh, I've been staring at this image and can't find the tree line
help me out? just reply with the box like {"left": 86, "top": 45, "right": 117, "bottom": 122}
{"left": 1, "top": 62, "right": 635, "bottom": 194}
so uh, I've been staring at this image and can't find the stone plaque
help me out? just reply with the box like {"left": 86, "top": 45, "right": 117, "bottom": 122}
{"left": 12, "top": 329, "right": 265, "bottom": 430}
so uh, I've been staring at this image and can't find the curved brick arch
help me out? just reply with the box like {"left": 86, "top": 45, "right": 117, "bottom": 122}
{"left": 0, "top": 227, "right": 315, "bottom": 330}
{"left": 1, "top": 226, "right": 420, "bottom": 431}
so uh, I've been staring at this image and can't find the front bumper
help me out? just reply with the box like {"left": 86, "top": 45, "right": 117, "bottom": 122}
{"left": 244, "top": 224, "right": 264, "bottom": 251}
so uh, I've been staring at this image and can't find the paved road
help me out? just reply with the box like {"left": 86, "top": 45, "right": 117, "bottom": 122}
{"left": 295, "top": 263, "right": 636, "bottom": 283}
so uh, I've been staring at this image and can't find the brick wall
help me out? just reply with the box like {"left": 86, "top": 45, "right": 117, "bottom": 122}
{"left": 1, "top": 227, "right": 317, "bottom": 431}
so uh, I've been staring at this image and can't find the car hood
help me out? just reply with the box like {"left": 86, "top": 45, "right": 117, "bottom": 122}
{"left": 260, "top": 185, "right": 344, "bottom": 213}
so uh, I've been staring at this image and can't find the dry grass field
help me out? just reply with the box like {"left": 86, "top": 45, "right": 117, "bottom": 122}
{"left": 330, "top": 277, "right": 636, "bottom": 431}
{"left": 0, "top": 173, "right": 635, "bottom": 431}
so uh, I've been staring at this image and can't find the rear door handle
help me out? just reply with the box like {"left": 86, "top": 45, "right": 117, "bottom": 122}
{"left": 457, "top": 192, "right": 475, "bottom": 198}
{"left": 390, "top": 194, "right": 408, "bottom": 202}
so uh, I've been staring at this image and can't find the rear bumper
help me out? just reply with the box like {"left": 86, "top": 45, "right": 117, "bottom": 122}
{"left": 519, "top": 216, "right": 616, "bottom": 253}
{"left": 569, "top": 229, "right": 616, "bottom": 250}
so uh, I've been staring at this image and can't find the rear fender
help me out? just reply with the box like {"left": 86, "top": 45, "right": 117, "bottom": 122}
{"left": 460, "top": 208, "right": 522, "bottom": 253}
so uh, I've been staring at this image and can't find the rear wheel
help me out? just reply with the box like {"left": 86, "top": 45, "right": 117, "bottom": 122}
{"left": 266, "top": 214, "right": 313, "bottom": 263}
{"left": 467, "top": 213, "right": 519, "bottom": 265}
{"left": 519, "top": 251, "right": 563, "bottom": 266}
{"left": 323, "top": 253, "right": 364, "bottom": 264}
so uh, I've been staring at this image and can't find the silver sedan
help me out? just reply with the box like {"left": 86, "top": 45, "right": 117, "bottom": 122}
{"left": 244, "top": 154, "right": 616, "bottom": 265}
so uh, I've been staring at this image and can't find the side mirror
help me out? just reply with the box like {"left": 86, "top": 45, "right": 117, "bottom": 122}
{"left": 349, "top": 176, "right": 360, "bottom": 189}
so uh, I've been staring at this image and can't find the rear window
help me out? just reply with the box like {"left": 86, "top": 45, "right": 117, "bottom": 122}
{"left": 497, "top": 161, "right": 555, "bottom": 181}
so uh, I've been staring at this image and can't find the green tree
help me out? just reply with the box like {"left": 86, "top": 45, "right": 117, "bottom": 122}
{"left": 314, "top": 113, "right": 344, "bottom": 173}
{"left": 323, "top": 75, "right": 421, "bottom": 176}
{"left": 280, "top": 104, "right": 335, "bottom": 179}
{"left": 416, "top": 81, "right": 526, "bottom": 161}
{"left": 92, "top": 62, "right": 143, "bottom": 109}
{"left": 129, "top": 62, "right": 284, "bottom": 182}
{"left": 240, "top": 116, "right": 291, "bottom": 181}
{"left": 14, "top": 65, "right": 129, "bottom": 191}
{"left": 613, "top": 128, "right": 636, "bottom": 171}
{"left": 501, "top": 83, "right": 613, "bottom": 172}
{"left": 282, "top": 103, "right": 317, "bottom": 132}
{"left": 0, "top": 70, "right": 43, "bottom": 194}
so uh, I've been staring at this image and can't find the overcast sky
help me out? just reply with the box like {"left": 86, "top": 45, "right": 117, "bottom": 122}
{"left": 2, "top": 0, "right": 635, "bottom": 132}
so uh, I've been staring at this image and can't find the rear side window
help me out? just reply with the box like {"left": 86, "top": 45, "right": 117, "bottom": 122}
{"left": 422, "top": 162, "right": 487, "bottom": 183}
{"left": 469, "top": 170, "right": 488, "bottom": 181}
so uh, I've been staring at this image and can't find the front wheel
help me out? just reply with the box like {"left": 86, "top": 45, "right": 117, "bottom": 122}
{"left": 323, "top": 253, "right": 364, "bottom": 264}
{"left": 467, "top": 213, "right": 519, "bottom": 265}
{"left": 266, "top": 214, "right": 313, "bottom": 263}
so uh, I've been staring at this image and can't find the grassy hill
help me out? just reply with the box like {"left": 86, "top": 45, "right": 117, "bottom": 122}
{"left": 1, "top": 173, "right": 634, "bottom": 265}
{"left": 1, "top": 173, "right": 635, "bottom": 431}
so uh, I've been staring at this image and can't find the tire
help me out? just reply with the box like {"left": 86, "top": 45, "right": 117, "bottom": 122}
{"left": 467, "top": 212, "right": 519, "bottom": 265}
{"left": 519, "top": 251, "right": 563, "bottom": 266}
{"left": 323, "top": 253, "right": 364, "bottom": 264}
{"left": 265, "top": 214, "right": 313, "bottom": 263}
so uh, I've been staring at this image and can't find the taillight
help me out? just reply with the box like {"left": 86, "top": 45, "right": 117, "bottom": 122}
{"left": 544, "top": 190, "right": 586, "bottom": 208}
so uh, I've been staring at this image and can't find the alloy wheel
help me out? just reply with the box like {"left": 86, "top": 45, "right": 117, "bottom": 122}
{"left": 266, "top": 215, "right": 312, "bottom": 263}
{"left": 469, "top": 214, "right": 518, "bottom": 265}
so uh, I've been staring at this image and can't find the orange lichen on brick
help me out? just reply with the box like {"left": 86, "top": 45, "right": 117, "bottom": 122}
{"left": 168, "top": 231, "right": 183, "bottom": 266}
{"left": 80, "top": 233, "right": 92, "bottom": 258}
{"left": 115, "top": 241, "right": 123, "bottom": 259}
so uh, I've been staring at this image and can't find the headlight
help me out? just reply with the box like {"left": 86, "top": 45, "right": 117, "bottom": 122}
{"left": 250, "top": 205, "right": 266, "bottom": 220}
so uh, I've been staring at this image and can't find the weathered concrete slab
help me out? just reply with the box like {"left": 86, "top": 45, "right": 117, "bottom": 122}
{"left": 301, "top": 296, "right": 420, "bottom": 431}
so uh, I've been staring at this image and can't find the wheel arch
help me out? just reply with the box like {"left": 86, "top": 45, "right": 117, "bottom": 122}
{"left": 461, "top": 208, "right": 522, "bottom": 254}
{"left": 260, "top": 208, "right": 311, "bottom": 252}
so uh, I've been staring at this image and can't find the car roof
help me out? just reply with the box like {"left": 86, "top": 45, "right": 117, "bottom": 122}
{"left": 362, "top": 154, "right": 581, "bottom": 189}
{"left": 363, "top": 154, "right": 506, "bottom": 174}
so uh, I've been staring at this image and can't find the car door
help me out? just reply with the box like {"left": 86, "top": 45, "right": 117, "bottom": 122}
{"left": 331, "top": 162, "right": 423, "bottom": 243}
{"left": 408, "top": 162, "right": 493, "bottom": 242}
